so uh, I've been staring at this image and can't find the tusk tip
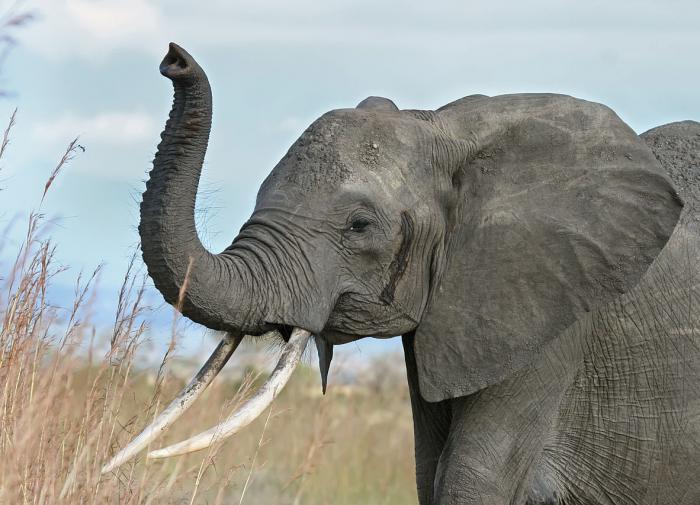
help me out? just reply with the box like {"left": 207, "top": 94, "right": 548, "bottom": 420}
{"left": 147, "top": 448, "right": 172, "bottom": 460}
{"left": 100, "top": 452, "right": 132, "bottom": 474}
{"left": 101, "top": 463, "right": 115, "bottom": 475}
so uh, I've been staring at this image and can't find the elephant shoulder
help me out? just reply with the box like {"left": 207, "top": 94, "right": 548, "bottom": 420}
{"left": 438, "top": 93, "right": 640, "bottom": 145}
{"left": 436, "top": 94, "right": 489, "bottom": 112}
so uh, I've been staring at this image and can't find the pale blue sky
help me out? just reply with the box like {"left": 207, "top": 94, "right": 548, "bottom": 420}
{"left": 1, "top": 0, "right": 699, "bottom": 360}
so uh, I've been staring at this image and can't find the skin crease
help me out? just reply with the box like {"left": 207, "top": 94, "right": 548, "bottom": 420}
{"left": 139, "top": 44, "right": 700, "bottom": 504}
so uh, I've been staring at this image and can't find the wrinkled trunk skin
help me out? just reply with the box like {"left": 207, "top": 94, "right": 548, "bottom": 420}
{"left": 139, "top": 43, "right": 269, "bottom": 334}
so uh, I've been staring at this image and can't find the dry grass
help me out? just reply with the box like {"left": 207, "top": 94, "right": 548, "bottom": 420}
{"left": 0, "top": 116, "right": 417, "bottom": 504}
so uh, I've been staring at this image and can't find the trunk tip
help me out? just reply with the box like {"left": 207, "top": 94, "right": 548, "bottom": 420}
{"left": 160, "top": 42, "right": 198, "bottom": 81}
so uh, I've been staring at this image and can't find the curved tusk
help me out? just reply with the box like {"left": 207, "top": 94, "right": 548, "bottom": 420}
{"left": 101, "top": 332, "right": 246, "bottom": 474}
{"left": 147, "top": 327, "right": 311, "bottom": 459}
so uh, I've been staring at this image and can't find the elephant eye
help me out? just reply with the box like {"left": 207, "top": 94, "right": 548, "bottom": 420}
{"left": 349, "top": 217, "right": 372, "bottom": 232}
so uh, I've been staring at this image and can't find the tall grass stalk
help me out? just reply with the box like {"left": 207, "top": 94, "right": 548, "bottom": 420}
{"left": 0, "top": 116, "right": 417, "bottom": 504}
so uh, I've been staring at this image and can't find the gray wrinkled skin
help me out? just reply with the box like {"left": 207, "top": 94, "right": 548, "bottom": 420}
{"left": 139, "top": 44, "right": 700, "bottom": 504}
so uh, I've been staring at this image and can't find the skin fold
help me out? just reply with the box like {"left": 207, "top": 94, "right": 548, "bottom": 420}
{"left": 138, "top": 43, "right": 700, "bottom": 504}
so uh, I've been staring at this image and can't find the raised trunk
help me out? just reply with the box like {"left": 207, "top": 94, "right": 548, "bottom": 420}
{"left": 139, "top": 43, "right": 264, "bottom": 333}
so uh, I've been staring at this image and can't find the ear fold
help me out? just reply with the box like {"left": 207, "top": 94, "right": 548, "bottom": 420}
{"left": 414, "top": 95, "right": 683, "bottom": 402}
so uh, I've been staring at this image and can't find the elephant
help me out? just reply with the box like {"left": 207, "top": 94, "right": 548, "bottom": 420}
{"left": 102, "top": 43, "right": 700, "bottom": 505}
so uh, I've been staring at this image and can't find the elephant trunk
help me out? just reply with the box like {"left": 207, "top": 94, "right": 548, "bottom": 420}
{"left": 139, "top": 43, "right": 266, "bottom": 333}
{"left": 104, "top": 42, "right": 329, "bottom": 475}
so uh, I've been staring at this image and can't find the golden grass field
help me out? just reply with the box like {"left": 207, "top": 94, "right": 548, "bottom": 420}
{"left": 0, "top": 118, "right": 418, "bottom": 504}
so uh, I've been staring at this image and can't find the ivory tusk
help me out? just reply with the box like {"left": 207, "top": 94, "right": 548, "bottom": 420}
{"left": 101, "top": 332, "right": 246, "bottom": 474}
{"left": 147, "top": 327, "right": 311, "bottom": 459}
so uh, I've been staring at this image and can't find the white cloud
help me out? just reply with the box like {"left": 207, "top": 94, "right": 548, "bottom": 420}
{"left": 24, "top": 0, "right": 166, "bottom": 60}
{"left": 34, "top": 111, "right": 158, "bottom": 145}
{"left": 21, "top": 0, "right": 700, "bottom": 61}
{"left": 66, "top": 0, "right": 161, "bottom": 36}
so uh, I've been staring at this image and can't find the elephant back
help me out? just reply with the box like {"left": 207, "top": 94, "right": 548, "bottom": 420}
{"left": 642, "top": 120, "right": 700, "bottom": 230}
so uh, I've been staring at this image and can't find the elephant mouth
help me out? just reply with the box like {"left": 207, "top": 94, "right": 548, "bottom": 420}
{"left": 264, "top": 322, "right": 295, "bottom": 341}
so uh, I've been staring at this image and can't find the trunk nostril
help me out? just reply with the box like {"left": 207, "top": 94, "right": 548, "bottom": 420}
{"left": 161, "top": 55, "right": 186, "bottom": 72}
{"left": 159, "top": 43, "right": 193, "bottom": 80}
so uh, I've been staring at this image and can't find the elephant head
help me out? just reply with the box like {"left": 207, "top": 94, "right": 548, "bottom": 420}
{"left": 103, "top": 44, "right": 682, "bottom": 472}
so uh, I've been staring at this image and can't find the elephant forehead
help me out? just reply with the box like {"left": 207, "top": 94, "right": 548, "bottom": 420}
{"left": 260, "top": 111, "right": 410, "bottom": 195}
{"left": 260, "top": 147, "right": 360, "bottom": 197}
{"left": 260, "top": 117, "right": 357, "bottom": 194}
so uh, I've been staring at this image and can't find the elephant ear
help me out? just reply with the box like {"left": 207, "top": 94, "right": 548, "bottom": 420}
{"left": 414, "top": 94, "right": 683, "bottom": 402}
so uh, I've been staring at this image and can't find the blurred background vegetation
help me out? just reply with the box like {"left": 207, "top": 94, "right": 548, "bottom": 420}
{"left": 0, "top": 172, "right": 417, "bottom": 505}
